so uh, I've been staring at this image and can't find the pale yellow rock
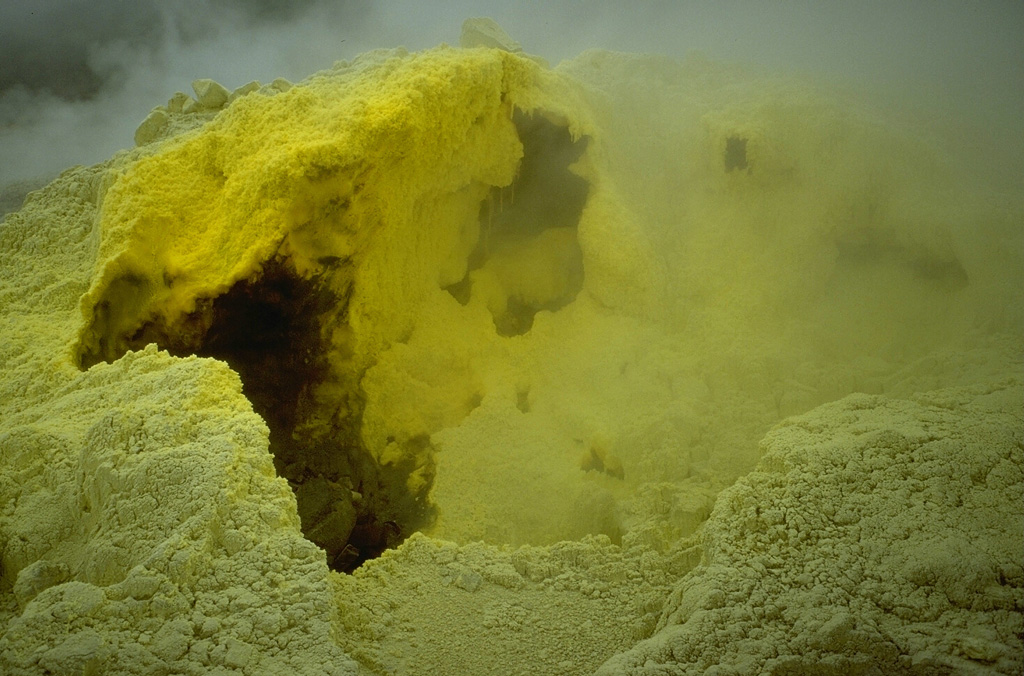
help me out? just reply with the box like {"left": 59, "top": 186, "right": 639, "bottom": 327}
{"left": 12, "top": 560, "right": 69, "bottom": 610}
{"left": 460, "top": 17, "right": 523, "bottom": 52}
{"left": 269, "top": 76, "right": 293, "bottom": 93}
{"left": 133, "top": 107, "right": 168, "bottom": 146}
{"left": 228, "top": 79, "right": 262, "bottom": 103}
{"left": 165, "top": 91, "right": 192, "bottom": 113}
{"left": 191, "top": 77, "right": 230, "bottom": 109}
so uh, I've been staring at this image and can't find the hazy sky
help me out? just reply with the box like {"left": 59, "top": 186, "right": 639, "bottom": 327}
{"left": 1, "top": 0, "right": 1022, "bottom": 189}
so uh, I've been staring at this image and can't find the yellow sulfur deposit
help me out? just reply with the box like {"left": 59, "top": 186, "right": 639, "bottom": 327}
{"left": 1, "top": 27, "right": 1022, "bottom": 676}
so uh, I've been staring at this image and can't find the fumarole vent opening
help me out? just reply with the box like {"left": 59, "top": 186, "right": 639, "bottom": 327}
{"left": 77, "top": 258, "right": 434, "bottom": 573}
{"left": 73, "top": 104, "right": 592, "bottom": 573}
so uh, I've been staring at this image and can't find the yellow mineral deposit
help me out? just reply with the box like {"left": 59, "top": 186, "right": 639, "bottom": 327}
{"left": 0, "top": 17, "right": 1021, "bottom": 676}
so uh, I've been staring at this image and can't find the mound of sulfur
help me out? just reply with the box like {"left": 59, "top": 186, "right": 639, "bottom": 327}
{"left": 0, "top": 44, "right": 599, "bottom": 674}
{"left": 71, "top": 46, "right": 597, "bottom": 574}
{"left": 1, "top": 30, "right": 1022, "bottom": 676}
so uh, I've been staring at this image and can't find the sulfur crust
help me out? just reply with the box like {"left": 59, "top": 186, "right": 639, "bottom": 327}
{"left": 76, "top": 47, "right": 581, "bottom": 372}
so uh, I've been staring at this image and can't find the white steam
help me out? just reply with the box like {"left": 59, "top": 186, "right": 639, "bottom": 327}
{"left": 1, "top": 0, "right": 1022, "bottom": 196}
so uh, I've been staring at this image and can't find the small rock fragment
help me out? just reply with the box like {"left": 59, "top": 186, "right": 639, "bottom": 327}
{"left": 13, "top": 559, "right": 70, "bottom": 608}
{"left": 269, "top": 77, "right": 293, "bottom": 93}
{"left": 460, "top": 17, "right": 523, "bottom": 52}
{"left": 134, "top": 108, "right": 169, "bottom": 146}
{"left": 228, "top": 80, "right": 261, "bottom": 103}
{"left": 166, "top": 91, "right": 192, "bottom": 113}
{"left": 192, "top": 78, "right": 230, "bottom": 109}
